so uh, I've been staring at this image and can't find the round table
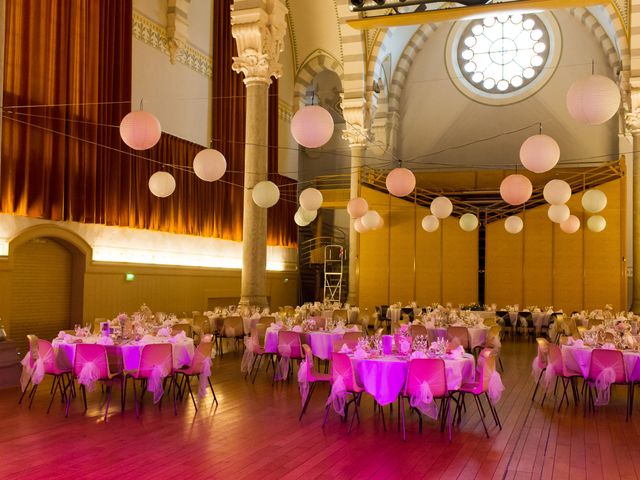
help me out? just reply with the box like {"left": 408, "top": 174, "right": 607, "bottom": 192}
{"left": 561, "top": 344, "right": 640, "bottom": 381}
{"left": 423, "top": 326, "right": 488, "bottom": 349}
{"left": 264, "top": 329, "right": 362, "bottom": 359}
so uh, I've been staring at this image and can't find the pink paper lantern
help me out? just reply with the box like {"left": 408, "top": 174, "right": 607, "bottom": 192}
{"left": 290, "top": 105, "right": 334, "bottom": 148}
{"left": 354, "top": 217, "right": 369, "bottom": 233}
{"left": 500, "top": 174, "right": 533, "bottom": 206}
{"left": 566, "top": 75, "right": 620, "bottom": 126}
{"left": 347, "top": 197, "right": 369, "bottom": 219}
{"left": 386, "top": 167, "right": 416, "bottom": 197}
{"left": 120, "top": 111, "right": 162, "bottom": 150}
{"left": 560, "top": 215, "right": 581, "bottom": 234}
{"left": 519, "top": 134, "right": 560, "bottom": 173}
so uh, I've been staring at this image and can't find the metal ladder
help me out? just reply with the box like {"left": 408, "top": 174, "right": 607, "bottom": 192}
{"left": 323, "top": 245, "right": 344, "bottom": 303}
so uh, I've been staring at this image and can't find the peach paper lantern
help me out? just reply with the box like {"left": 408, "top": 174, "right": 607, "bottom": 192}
{"left": 421, "top": 215, "right": 439, "bottom": 232}
{"left": 560, "top": 215, "right": 580, "bottom": 234}
{"left": 543, "top": 179, "right": 571, "bottom": 205}
{"left": 120, "top": 111, "right": 162, "bottom": 150}
{"left": 504, "top": 216, "right": 523, "bottom": 234}
{"left": 519, "top": 134, "right": 560, "bottom": 173}
{"left": 354, "top": 217, "right": 369, "bottom": 233}
{"left": 252, "top": 181, "right": 280, "bottom": 208}
{"left": 547, "top": 204, "right": 570, "bottom": 223}
{"left": 290, "top": 105, "right": 334, "bottom": 148}
{"left": 566, "top": 75, "right": 620, "bottom": 125}
{"left": 500, "top": 174, "right": 532, "bottom": 205}
{"left": 148, "top": 171, "right": 176, "bottom": 198}
{"left": 193, "top": 149, "right": 227, "bottom": 182}
{"left": 386, "top": 167, "right": 416, "bottom": 197}
{"left": 299, "top": 188, "right": 323, "bottom": 211}
{"left": 347, "top": 197, "right": 369, "bottom": 219}
{"left": 430, "top": 196, "right": 453, "bottom": 219}
{"left": 361, "top": 210, "right": 382, "bottom": 230}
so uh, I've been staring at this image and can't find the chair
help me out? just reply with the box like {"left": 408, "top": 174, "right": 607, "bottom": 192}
{"left": 453, "top": 349, "right": 503, "bottom": 437}
{"left": 314, "top": 317, "right": 327, "bottom": 330}
{"left": 547, "top": 343, "right": 582, "bottom": 411}
{"left": 332, "top": 309, "right": 348, "bottom": 323}
{"left": 259, "top": 316, "right": 276, "bottom": 325}
{"left": 343, "top": 331, "right": 363, "bottom": 343}
{"left": 220, "top": 316, "right": 244, "bottom": 356}
{"left": 192, "top": 315, "right": 211, "bottom": 344}
{"left": 584, "top": 348, "right": 631, "bottom": 419}
{"left": 486, "top": 325, "right": 504, "bottom": 371}
{"left": 410, "top": 325, "right": 428, "bottom": 338}
{"left": 65, "top": 344, "right": 122, "bottom": 421}
{"left": 172, "top": 324, "right": 193, "bottom": 338}
{"left": 298, "top": 344, "right": 331, "bottom": 420}
{"left": 483, "top": 317, "right": 498, "bottom": 327}
{"left": 175, "top": 338, "right": 217, "bottom": 411}
{"left": 244, "top": 324, "right": 270, "bottom": 383}
{"left": 376, "top": 305, "right": 390, "bottom": 333}
{"left": 323, "top": 352, "right": 363, "bottom": 433}
{"left": 399, "top": 358, "right": 452, "bottom": 442}
{"left": 447, "top": 327, "right": 470, "bottom": 351}
{"left": 273, "top": 331, "right": 303, "bottom": 382}
{"left": 531, "top": 338, "right": 550, "bottom": 402}
{"left": 332, "top": 338, "right": 359, "bottom": 353}
{"left": 124, "top": 343, "right": 176, "bottom": 417}
{"left": 518, "top": 312, "right": 534, "bottom": 339}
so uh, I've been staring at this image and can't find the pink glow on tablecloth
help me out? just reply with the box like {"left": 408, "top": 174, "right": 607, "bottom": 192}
{"left": 561, "top": 345, "right": 640, "bottom": 381}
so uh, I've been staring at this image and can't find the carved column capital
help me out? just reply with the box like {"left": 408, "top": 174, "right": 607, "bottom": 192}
{"left": 625, "top": 110, "right": 640, "bottom": 136}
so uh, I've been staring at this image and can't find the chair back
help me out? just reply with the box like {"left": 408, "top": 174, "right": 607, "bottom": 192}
{"left": 589, "top": 349, "right": 626, "bottom": 383}
{"left": 259, "top": 316, "right": 276, "bottom": 325}
{"left": 332, "top": 309, "right": 348, "bottom": 323}
{"left": 343, "top": 331, "right": 363, "bottom": 343}
{"left": 378, "top": 305, "right": 389, "bottom": 319}
{"left": 546, "top": 344, "right": 564, "bottom": 375}
{"left": 348, "top": 310, "right": 360, "bottom": 325}
{"left": 193, "top": 315, "right": 211, "bottom": 335}
{"left": 333, "top": 339, "right": 358, "bottom": 352}
{"left": 36, "top": 339, "right": 59, "bottom": 372}
{"left": 404, "top": 358, "right": 447, "bottom": 398}
{"left": 330, "top": 352, "right": 358, "bottom": 392}
{"left": 447, "top": 326, "right": 470, "bottom": 349}
{"left": 172, "top": 324, "right": 193, "bottom": 337}
{"left": 535, "top": 337, "right": 550, "bottom": 367}
{"left": 189, "top": 341, "right": 213, "bottom": 374}
{"left": 476, "top": 348, "right": 497, "bottom": 392}
{"left": 410, "top": 325, "right": 428, "bottom": 338}
{"left": 74, "top": 344, "right": 110, "bottom": 378}
{"left": 223, "top": 316, "right": 244, "bottom": 338}
{"left": 248, "top": 324, "right": 267, "bottom": 350}
{"left": 301, "top": 344, "right": 321, "bottom": 380}
{"left": 277, "top": 330, "right": 302, "bottom": 359}
{"left": 313, "top": 316, "right": 327, "bottom": 330}
{"left": 138, "top": 344, "right": 173, "bottom": 377}
{"left": 27, "top": 334, "right": 39, "bottom": 363}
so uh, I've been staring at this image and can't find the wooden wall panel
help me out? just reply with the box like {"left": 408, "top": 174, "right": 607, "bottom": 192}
{"left": 442, "top": 217, "right": 478, "bottom": 305}
{"left": 415, "top": 211, "right": 442, "bottom": 306}
{"left": 389, "top": 196, "right": 416, "bottom": 304}
{"left": 523, "top": 207, "right": 553, "bottom": 307}
{"left": 486, "top": 217, "right": 523, "bottom": 307}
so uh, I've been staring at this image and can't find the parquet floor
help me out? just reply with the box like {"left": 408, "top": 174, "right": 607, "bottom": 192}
{"left": 2, "top": 339, "right": 640, "bottom": 480}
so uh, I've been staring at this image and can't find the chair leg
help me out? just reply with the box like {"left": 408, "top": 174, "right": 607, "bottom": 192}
{"left": 208, "top": 377, "right": 218, "bottom": 405}
{"left": 18, "top": 378, "right": 31, "bottom": 405}
{"left": 322, "top": 403, "right": 330, "bottom": 427}
{"left": 46, "top": 376, "right": 59, "bottom": 414}
{"left": 485, "top": 393, "right": 502, "bottom": 429}
{"left": 348, "top": 393, "right": 361, "bottom": 434}
{"left": 186, "top": 375, "right": 198, "bottom": 412}
{"left": 121, "top": 376, "right": 127, "bottom": 412}
{"left": 475, "top": 395, "right": 489, "bottom": 438}
{"left": 446, "top": 396, "right": 452, "bottom": 444}
{"left": 299, "top": 382, "right": 316, "bottom": 421}
{"left": 28, "top": 384, "right": 38, "bottom": 409}
{"left": 400, "top": 395, "right": 407, "bottom": 441}
{"left": 81, "top": 385, "right": 88, "bottom": 412}
{"left": 104, "top": 384, "right": 112, "bottom": 422}
{"left": 65, "top": 381, "right": 72, "bottom": 418}
{"left": 133, "top": 378, "right": 139, "bottom": 418}
{"left": 532, "top": 369, "right": 545, "bottom": 402}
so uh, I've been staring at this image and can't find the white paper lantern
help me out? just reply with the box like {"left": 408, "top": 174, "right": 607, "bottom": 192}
{"left": 560, "top": 215, "right": 581, "bottom": 234}
{"left": 148, "top": 171, "right": 176, "bottom": 197}
{"left": 347, "top": 197, "right": 368, "bottom": 219}
{"left": 500, "top": 174, "right": 533, "bottom": 205}
{"left": 252, "top": 181, "right": 280, "bottom": 208}
{"left": 362, "top": 210, "right": 382, "bottom": 230}
{"left": 385, "top": 167, "right": 416, "bottom": 197}
{"left": 193, "top": 149, "right": 227, "bottom": 182}
{"left": 354, "top": 217, "right": 369, "bottom": 233}
{"left": 299, "top": 188, "right": 323, "bottom": 211}
{"left": 581, "top": 189, "right": 607, "bottom": 213}
{"left": 421, "top": 215, "right": 440, "bottom": 232}
{"left": 547, "top": 204, "right": 570, "bottom": 223}
{"left": 298, "top": 207, "right": 317, "bottom": 223}
{"left": 374, "top": 215, "right": 384, "bottom": 230}
{"left": 459, "top": 213, "right": 479, "bottom": 232}
{"left": 587, "top": 215, "right": 606, "bottom": 232}
{"left": 519, "top": 134, "right": 560, "bottom": 173}
{"left": 294, "top": 210, "right": 310, "bottom": 227}
{"left": 290, "top": 105, "right": 334, "bottom": 148}
{"left": 430, "top": 196, "right": 453, "bottom": 219}
{"left": 120, "top": 111, "right": 162, "bottom": 150}
{"left": 543, "top": 179, "right": 571, "bottom": 205}
{"left": 504, "top": 216, "right": 523, "bottom": 234}
{"left": 566, "top": 75, "right": 621, "bottom": 125}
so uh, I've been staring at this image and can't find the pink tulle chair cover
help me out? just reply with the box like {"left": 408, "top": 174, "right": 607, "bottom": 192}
{"left": 74, "top": 344, "right": 111, "bottom": 392}
{"left": 543, "top": 344, "right": 563, "bottom": 392}
{"left": 405, "top": 358, "right": 446, "bottom": 419}
{"left": 20, "top": 339, "right": 58, "bottom": 391}
{"left": 275, "top": 331, "right": 301, "bottom": 381}
{"left": 589, "top": 349, "right": 625, "bottom": 406}
{"left": 138, "top": 344, "right": 173, "bottom": 404}
{"left": 326, "top": 352, "right": 357, "bottom": 415}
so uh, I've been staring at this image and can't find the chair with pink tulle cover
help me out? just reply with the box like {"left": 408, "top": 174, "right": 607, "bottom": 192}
{"left": 65, "top": 344, "right": 123, "bottom": 421}
{"left": 323, "top": 352, "right": 363, "bottom": 433}
{"left": 447, "top": 327, "right": 470, "bottom": 351}
{"left": 584, "top": 348, "right": 630, "bottom": 419}
{"left": 175, "top": 336, "right": 217, "bottom": 412}
{"left": 124, "top": 343, "right": 176, "bottom": 417}
{"left": 531, "top": 337, "right": 549, "bottom": 402}
{"left": 399, "top": 358, "right": 452, "bottom": 442}
{"left": 19, "top": 335, "right": 73, "bottom": 412}
{"left": 273, "top": 330, "right": 303, "bottom": 383}
{"left": 242, "top": 324, "right": 270, "bottom": 383}
{"left": 298, "top": 344, "right": 331, "bottom": 420}
{"left": 332, "top": 338, "right": 358, "bottom": 353}
{"left": 453, "top": 349, "right": 503, "bottom": 437}
{"left": 544, "top": 343, "right": 583, "bottom": 411}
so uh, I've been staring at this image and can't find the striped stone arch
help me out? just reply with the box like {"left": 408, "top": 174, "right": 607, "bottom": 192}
{"left": 293, "top": 50, "right": 344, "bottom": 110}
{"left": 365, "top": 29, "right": 394, "bottom": 127}
{"left": 570, "top": 8, "right": 623, "bottom": 72}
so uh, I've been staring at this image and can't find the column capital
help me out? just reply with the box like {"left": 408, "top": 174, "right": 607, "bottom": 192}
{"left": 231, "top": 0, "right": 287, "bottom": 85}
{"left": 625, "top": 110, "right": 640, "bottom": 136}
{"left": 341, "top": 97, "right": 370, "bottom": 147}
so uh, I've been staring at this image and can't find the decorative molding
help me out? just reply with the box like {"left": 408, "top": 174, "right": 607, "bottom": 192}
{"left": 278, "top": 99, "right": 293, "bottom": 122}
{"left": 132, "top": 10, "right": 213, "bottom": 79}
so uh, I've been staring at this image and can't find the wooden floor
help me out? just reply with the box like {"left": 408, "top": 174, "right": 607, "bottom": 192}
{"left": 2, "top": 339, "right": 640, "bottom": 479}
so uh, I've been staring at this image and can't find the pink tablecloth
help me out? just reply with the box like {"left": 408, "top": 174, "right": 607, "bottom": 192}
{"left": 351, "top": 354, "right": 475, "bottom": 406}
{"left": 264, "top": 330, "right": 359, "bottom": 359}
{"left": 561, "top": 345, "right": 640, "bottom": 381}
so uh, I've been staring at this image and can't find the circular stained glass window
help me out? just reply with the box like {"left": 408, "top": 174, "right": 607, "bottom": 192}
{"left": 457, "top": 14, "right": 550, "bottom": 95}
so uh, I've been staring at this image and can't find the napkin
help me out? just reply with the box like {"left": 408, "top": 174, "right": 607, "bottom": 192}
{"left": 97, "top": 336, "right": 114, "bottom": 346}
{"left": 410, "top": 350, "right": 427, "bottom": 360}
{"left": 292, "top": 325, "right": 302, "bottom": 333}
{"left": 572, "top": 339, "right": 584, "bottom": 348}
{"left": 333, "top": 327, "right": 345, "bottom": 334}
{"left": 63, "top": 334, "right": 81, "bottom": 344}
{"left": 339, "top": 343, "right": 353, "bottom": 354}
{"left": 399, "top": 339, "right": 411, "bottom": 354}
{"left": 157, "top": 327, "right": 170, "bottom": 337}
{"left": 601, "top": 342, "right": 616, "bottom": 350}
{"left": 57, "top": 331, "right": 66, "bottom": 340}
{"left": 353, "top": 347, "right": 369, "bottom": 359}
{"left": 169, "top": 331, "right": 187, "bottom": 343}
{"left": 270, "top": 322, "right": 283, "bottom": 331}
{"left": 448, "top": 345, "right": 465, "bottom": 359}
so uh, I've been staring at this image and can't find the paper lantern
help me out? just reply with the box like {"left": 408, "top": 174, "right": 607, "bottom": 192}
{"left": 519, "top": 134, "right": 560, "bottom": 173}
{"left": 385, "top": 167, "right": 416, "bottom": 197}
{"left": 566, "top": 75, "right": 620, "bottom": 125}
{"left": 148, "top": 171, "right": 175, "bottom": 198}
{"left": 298, "top": 207, "right": 317, "bottom": 223}
{"left": 500, "top": 174, "right": 532, "bottom": 205}
{"left": 504, "top": 216, "right": 523, "bottom": 234}
{"left": 459, "top": 213, "right": 479, "bottom": 232}
{"left": 374, "top": 215, "right": 384, "bottom": 230}
{"left": 587, "top": 215, "right": 606, "bottom": 232}
{"left": 347, "top": 197, "right": 368, "bottom": 219}
{"left": 290, "top": 105, "right": 334, "bottom": 148}
{"left": 299, "top": 188, "right": 323, "bottom": 211}
{"left": 354, "top": 217, "right": 369, "bottom": 233}
{"left": 430, "top": 196, "right": 453, "bottom": 219}
{"left": 362, "top": 210, "right": 381, "bottom": 230}
{"left": 547, "top": 204, "right": 570, "bottom": 223}
{"left": 193, "top": 149, "right": 227, "bottom": 182}
{"left": 581, "top": 189, "right": 607, "bottom": 213}
{"left": 252, "top": 181, "right": 280, "bottom": 208}
{"left": 294, "top": 210, "right": 310, "bottom": 227}
{"left": 421, "top": 215, "right": 440, "bottom": 232}
{"left": 560, "top": 215, "right": 580, "bottom": 234}
{"left": 120, "top": 111, "right": 162, "bottom": 150}
{"left": 543, "top": 179, "right": 571, "bottom": 205}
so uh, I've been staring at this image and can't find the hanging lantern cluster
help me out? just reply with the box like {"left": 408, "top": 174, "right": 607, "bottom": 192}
{"left": 295, "top": 188, "right": 324, "bottom": 227}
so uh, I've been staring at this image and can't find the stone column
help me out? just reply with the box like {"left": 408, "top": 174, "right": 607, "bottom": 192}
{"left": 231, "top": 0, "right": 287, "bottom": 307}
{"left": 628, "top": 115, "right": 640, "bottom": 311}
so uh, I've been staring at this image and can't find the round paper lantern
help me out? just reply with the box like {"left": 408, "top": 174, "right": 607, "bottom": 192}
{"left": 193, "top": 149, "right": 227, "bottom": 182}
{"left": 422, "top": 215, "right": 440, "bottom": 232}
{"left": 361, "top": 210, "right": 381, "bottom": 230}
{"left": 294, "top": 210, "right": 310, "bottom": 227}
{"left": 120, "top": 111, "right": 162, "bottom": 150}
{"left": 543, "top": 179, "right": 571, "bottom": 205}
{"left": 430, "top": 196, "right": 453, "bottom": 219}
{"left": 560, "top": 215, "right": 581, "bottom": 234}
{"left": 374, "top": 215, "right": 384, "bottom": 230}
{"left": 500, "top": 174, "right": 533, "bottom": 205}
{"left": 386, "top": 167, "right": 416, "bottom": 197}
{"left": 587, "top": 215, "right": 606, "bottom": 232}
{"left": 347, "top": 197, "right": 369, "bottom": 219}
{"left": 504, "top": 216, "right": 524, "bottom": 234}
{"left": 354, "top": 217, "right": 369, "bottom": 233}
{"left": 299, "top": 188, "right": 323, "bottom": 211}
{"left": 298, "top": 207, "right": 317, "bottom": 223}
{"left": 519, "top": 134, "right": 560, "bottom": 173}
{"left": 459, "top": 213, "right": 479, "bottom": 232}
{"left": 566, "top": 75, "right": 621, "bottom": 125}
{"left": 290, "top": 105, "right": 334, "bottom": 148}
{"left": 252, "top": 181, "right": 280, "bottom": 208}
{"left": 148, "top": 171, "right": 175, "bottom": 197}
{"left": 581, "top": 189, "right": 607, "bottom": 213}
{"left": 547, "top": 204, "right": 570, "bottom": 223}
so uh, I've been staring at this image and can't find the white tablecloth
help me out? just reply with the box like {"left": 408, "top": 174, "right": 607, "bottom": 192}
{"left": 424, "top": 327, "right": 488, "bottom": 349}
